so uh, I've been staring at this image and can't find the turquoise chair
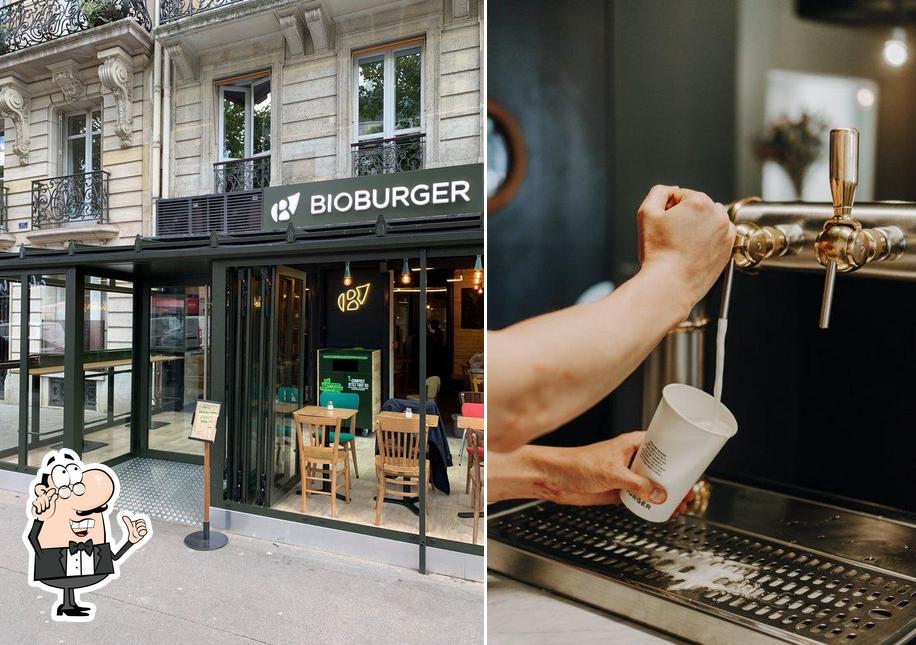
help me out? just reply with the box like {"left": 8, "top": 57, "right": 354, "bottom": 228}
{"left": 319, "top": 392, "right": 360, "bottom": 478}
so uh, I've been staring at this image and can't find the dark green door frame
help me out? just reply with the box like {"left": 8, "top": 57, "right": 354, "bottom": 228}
{"left": 63, "top": 267, "right": 85, "bottom": 455}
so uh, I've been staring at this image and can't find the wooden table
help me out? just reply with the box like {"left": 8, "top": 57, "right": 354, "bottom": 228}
{"left": 292, "top": 405, "right": 358, "bottom": 501}
{"left": 376, "top": 410, "right": 439, "bottom": 516}
{"left": 26, "top": 354, "right": 185, "bottom": 447}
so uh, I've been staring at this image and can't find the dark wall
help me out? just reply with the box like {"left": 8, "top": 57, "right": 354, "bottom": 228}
{"left": 488, "top": 0, "right": 616, "bottom": 446}
{"left": 488, "top": 0, "right": 613, "bottom": 331}
{"left": 322, "top": 267, "right": 389, "bottom": 394}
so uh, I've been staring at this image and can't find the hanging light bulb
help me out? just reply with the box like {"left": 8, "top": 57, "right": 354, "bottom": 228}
{"left": 473, "top": 254, "right": 483, "bottom": 284}
{"left": 884, "top": 27, "right": 908, "bottom": 67}
{"left": 400, "top": 258, "right": 412, "bottom": 285}
{"left": 343, "top": 261, "right": 353, "bottom": 287}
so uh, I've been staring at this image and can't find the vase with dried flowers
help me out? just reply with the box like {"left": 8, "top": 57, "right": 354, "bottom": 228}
{"left": 754, "top": 112, "right": 828, "bottom": 199}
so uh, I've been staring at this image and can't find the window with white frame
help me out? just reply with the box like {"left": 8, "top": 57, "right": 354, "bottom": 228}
{"left": 354, "top": 41, "right": 423, "bottom": 140}
{"left": 352, "top": 41, "right": 424, "bottom": 175}
{"left": 215, "top": 73, "right": 271, "bottom": 192}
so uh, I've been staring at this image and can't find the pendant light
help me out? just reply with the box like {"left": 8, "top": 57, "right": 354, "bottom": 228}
{"left": 400, "top": 258, "right": 412, "bottom": 285}
{"left": 343, "top": 261, "right": 353, "bottom": 287}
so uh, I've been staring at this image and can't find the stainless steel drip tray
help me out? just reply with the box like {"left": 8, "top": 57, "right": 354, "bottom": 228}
{"left": 488, "top": 480, "right": 916, "bottom": 645}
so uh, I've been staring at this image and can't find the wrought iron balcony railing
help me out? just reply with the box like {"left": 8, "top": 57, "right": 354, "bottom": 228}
{"left": 352, "top": 134, "right": 425, "bottom": 177}
{"left": 32, "top": 170, "right": 110, "bottom": 229}
{"left": 160, "top": 0, "right": 242, "bottom": 24}
{"left": 0, "top": 182, "right": 8, "bottom": 233}
{"left": 0, "top": 0, "right": 151, "bottom": 56}
{"left": 214, "top": 155, "right": 271, "bottom": 194}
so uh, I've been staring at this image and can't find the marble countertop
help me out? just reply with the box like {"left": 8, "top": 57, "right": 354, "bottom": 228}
{"left": 488, "top": 573, "right": 685, "bottom": 644}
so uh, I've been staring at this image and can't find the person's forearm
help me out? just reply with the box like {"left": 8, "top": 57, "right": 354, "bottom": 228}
{"left": 488, "top": 445, "right": 573, "bottom": 503}
{"left": 488, "top": 262, "right": 694, "bottom": 452}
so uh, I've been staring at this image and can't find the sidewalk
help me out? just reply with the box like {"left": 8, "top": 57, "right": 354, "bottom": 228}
{"left": 0, "top": 489, "right": 484, "bottom": 645}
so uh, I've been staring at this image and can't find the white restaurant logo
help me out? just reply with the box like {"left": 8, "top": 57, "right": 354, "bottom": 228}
{"left": 270, "top": 192, "right": 301, "bottom": 223}
{"left": 311, "top": 180, "right": 471, "bottom": 215}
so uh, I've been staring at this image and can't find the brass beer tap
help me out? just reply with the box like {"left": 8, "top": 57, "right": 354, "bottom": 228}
{"left": 815, "top": 128, "right": 905, "bottom": 328}
{"left": 731, "top": 197, "right": 804, "bottom": 271}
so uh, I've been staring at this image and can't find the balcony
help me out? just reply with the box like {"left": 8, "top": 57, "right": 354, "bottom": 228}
{"left": 0, "top": 0, "right": 153, "bottom": 84}
{"left": 32, "top": 170, "right": 109, "bottom": 228}
{"left": 0, "top": 0, "right": 151, "bottom": 55}
{"left": 29, "top": 171, "right": 118, "bottom": 247}
{"left": 352, "top": 134, "right": 425, "bottom": 177}
{"left": 214, "top": 156, "right": 271, "bottom": 194}
{"left": 160, "top": 0, "right": 242, "bottom": 24}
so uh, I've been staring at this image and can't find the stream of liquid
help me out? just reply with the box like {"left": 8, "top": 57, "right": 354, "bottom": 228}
{"left": 710, "top": 317, "right": 728, "bottom": 433}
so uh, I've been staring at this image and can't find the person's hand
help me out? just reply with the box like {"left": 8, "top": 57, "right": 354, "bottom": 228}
{"left": 121, "top": 514, "right": 149, "bottom": 544}
{"left": 532, "top": 431, "right": 694, "bottom": 517}
{"left": 637, "top": 184, "right": 735, "bottom": 309}
{"left": 32, "top": 487, "right": 58, "bottom": 521}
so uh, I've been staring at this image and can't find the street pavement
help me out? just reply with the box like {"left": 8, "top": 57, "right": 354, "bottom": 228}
{"left": 0, "top": 489, "right": 484, "bottom": 644}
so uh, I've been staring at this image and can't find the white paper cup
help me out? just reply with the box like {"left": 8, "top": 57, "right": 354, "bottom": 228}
{"left": 622, "top": 383, "right": 737, "bottom": 522}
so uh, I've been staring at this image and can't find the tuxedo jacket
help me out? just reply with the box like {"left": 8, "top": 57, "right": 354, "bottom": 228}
{"left": 28, "top": 520, "right": 132, "bottom": 583}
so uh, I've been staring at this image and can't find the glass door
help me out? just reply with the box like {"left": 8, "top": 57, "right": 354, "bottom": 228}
{"left": 272, "top": 267, "right": 307, "bottom": 500}
{"left": 225, "top": 266, "right": 309, "bottom": 507}
{"left": 64, "top": 110, "right": 102, "bottom": 222}
{"left": 148, "top": 286, "right": 210, "bottom": 457}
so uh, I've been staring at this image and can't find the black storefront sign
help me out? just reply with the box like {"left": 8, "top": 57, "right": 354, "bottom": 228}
{"left": 262, "top": 163, "right": 484, "bottom": 230}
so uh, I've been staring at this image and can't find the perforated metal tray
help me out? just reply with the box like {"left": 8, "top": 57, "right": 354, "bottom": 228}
{"left": 488, "top": 483, "right": 916, "bottom": 644}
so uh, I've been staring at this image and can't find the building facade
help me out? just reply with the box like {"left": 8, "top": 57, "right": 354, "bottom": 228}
{"left": 0, "top": 0, "right": 484, "bottom": 578}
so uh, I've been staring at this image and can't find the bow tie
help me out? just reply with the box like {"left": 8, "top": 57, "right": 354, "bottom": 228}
{"left": 68, "top": 540, "right": 94, "bottom": 556}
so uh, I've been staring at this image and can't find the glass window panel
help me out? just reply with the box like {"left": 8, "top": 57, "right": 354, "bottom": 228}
{"left": 27, "top": 275, "right": 66, "bottom": 468}
{"left": 222, "top": 89, "right": 247, "bottom": 159}
{"left": 0, "top": 278, "right": 22, "bottom": 466}
{"left": 67, "top": 113, "right": 86, "bottom": 137}
{"left": 82, "top": 276, "right": 133, "bottom": 463}
{"left": 149, "top": 286, "right": 209, "bottom": 456}
{"left": 91, "top": 110, "right": 102, "bottom": 134}
{"left": 395, "top": 48, "right": 422, "bottom": 131}
{"left": 253, "top": 80, "right": 271, "bottom": 155}
{"left": 91, "top": 132, "right": 101, "bottom": 172}
{"left": 358, "top": 56, "right": 385, "bottom": 137}
{"left": 68, "top": 139, "right": 86, "bottom": 174}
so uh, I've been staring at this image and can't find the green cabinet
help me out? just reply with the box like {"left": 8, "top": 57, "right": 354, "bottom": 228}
{"left": 317, "top": 348, "right": 381, "bottom": 431}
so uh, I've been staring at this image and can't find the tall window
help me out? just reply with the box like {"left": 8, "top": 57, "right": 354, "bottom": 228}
{"left": 61, "top": 109, "right": 104, "bottom": 223}
{"left": 355, "top": 41, "right": 423, "bottom": 140}
{"left": 353, "top": 41, "right": 423, "bottom": 175}
{"left": 216, "top": 74, "right": 271, "bottom": 192}
{"left": 64, "top": 109, "right": 102, "bottom": 175}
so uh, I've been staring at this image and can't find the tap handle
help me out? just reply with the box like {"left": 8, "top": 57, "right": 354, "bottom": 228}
{"left": 829, "top": 128, "right": 858, "bottom": 216}
{"left": 819, "top": 260, "right": 836, "bottom": 329}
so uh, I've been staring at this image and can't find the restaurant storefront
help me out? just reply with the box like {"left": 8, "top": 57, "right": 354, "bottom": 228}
{"left": 0, "top": 164, "right": 484, "bottom": 578}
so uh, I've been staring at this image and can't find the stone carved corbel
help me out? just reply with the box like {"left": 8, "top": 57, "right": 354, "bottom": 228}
{"left": 166, "top": 41, "right": 199, "bottom": 82}
{"left": 97, "top": 47, "right": 134, "bottom": 148}
{"left": 304, "top": 6, "right": 334, "bottom": 53}
{"left": 276, "top": 8, "right": 307, "bottom": 58}
{"left": 48, "top": 61, "right": 87, "bottom": 104}
{"left": 0, "top": 78, "right": 31, "bottom": 164}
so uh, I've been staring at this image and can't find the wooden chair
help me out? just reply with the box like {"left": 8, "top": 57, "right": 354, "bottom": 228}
{"left": 294, "top": 412, "right": 351, "bottom": 518}
{"left": 467, "top": 427, "right": 485, "bottom": 544}
{"left": 374, "top": 414, "right": 431, "bottom": 526}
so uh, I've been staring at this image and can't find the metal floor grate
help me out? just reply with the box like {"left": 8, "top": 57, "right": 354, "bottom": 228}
{"left": 489, "top": 503, "right": 916, "bottom": 643}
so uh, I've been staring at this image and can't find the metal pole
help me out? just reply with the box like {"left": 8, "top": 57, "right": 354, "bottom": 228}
{"left": 63, "top": 267, "right": 85, "bottom": 454}
{"left": 418, "top": 249, "right": 428, "bottom": 574}
{"left": 18, "top": 273, "right": 29, "bottom": 468}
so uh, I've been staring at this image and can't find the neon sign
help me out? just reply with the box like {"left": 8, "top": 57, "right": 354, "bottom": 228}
{"left": 337, "top": 283, "right": 371, "bottom": 312}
